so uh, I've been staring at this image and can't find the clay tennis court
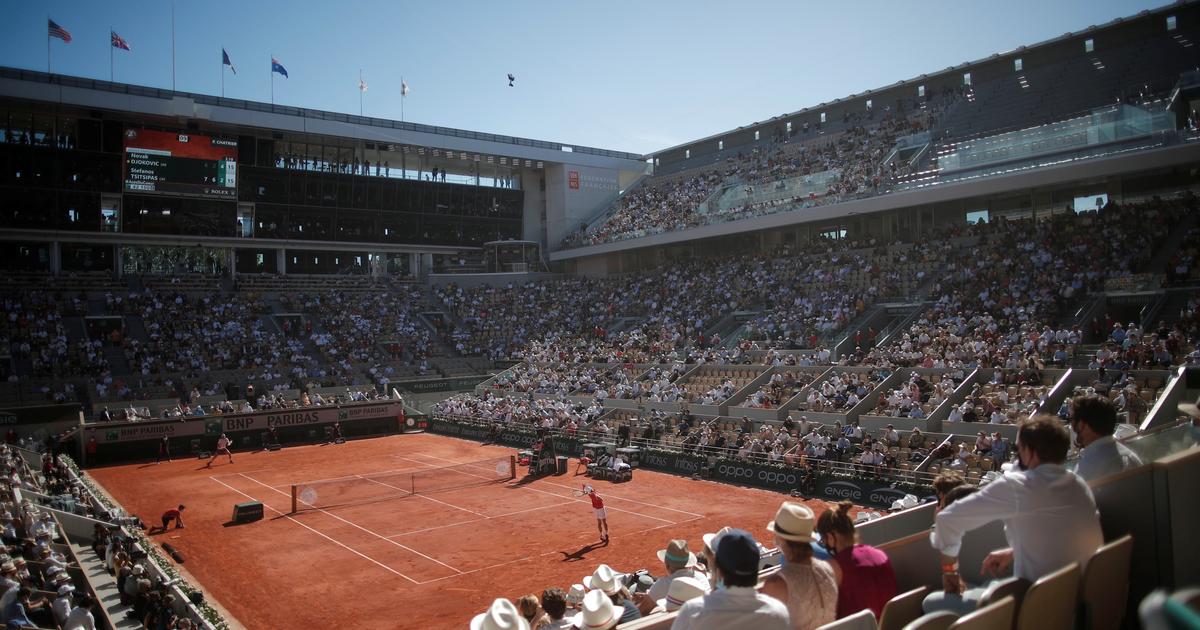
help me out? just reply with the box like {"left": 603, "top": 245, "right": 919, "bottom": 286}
{"left": 87, "top": 432, "right": 829, "bottom": 629}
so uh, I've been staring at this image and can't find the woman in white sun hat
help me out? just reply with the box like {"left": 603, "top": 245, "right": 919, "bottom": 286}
{"left": 583, "top": 564, "right": 641, "bottom": 624}
{"left": 653, "top": 576, "right": 707, "bottom": 614}
{"left": 570, "top": 590, "right": 621, "bottom": 630}
{"left": 471, "top": 598, "right": 529, "bottom": 630}
{"left": 760, "top": 502, "right": 837, "bottom": 630}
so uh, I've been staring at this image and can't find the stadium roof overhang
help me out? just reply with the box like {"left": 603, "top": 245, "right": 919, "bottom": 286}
{"left": 0, "top": 67, "right": 647, "bottom": 172}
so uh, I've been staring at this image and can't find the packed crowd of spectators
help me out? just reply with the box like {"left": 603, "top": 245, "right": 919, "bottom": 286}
{"left": 1, "top": 293, "right": 107, "bottom": 379}
{"left": 282, "top": 287, "right": 430, "bottom": 380}
{"left": 737, "top": 370, "right": 820, "bottom": 410}
{"left": 844, "top": 199, "right": 1181, "bottom": 371}
{"left": 562, "top": 110, "right": 929, "bottom": 248}
{"left": 798, "top": 370, "right": 892, "bottom": 413}
{"left": 0, "top": 445, "right": 103, "bottom": 630}
{"left": 870, "top": 371, "right": 965, "bottom": 419}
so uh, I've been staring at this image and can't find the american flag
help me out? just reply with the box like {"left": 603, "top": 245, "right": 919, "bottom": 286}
{"left": 48, "top": 19, "right": 71, "bottom": 43}
{"left": 111, "top": 31, "right": 130, "bottom": 51}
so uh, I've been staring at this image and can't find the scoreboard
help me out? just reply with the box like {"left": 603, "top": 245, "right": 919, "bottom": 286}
{"left": 124, "top": 128, "right": 238, "bottom": 198}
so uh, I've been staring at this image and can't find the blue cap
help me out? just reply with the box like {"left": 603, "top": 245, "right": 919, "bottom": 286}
{"left": 715, "top": 529, "right": 760, "bottom": 578}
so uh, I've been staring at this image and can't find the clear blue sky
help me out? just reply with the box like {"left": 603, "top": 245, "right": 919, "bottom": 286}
{"left": 1, "top": 0, "right": 1162, "bottom": 155}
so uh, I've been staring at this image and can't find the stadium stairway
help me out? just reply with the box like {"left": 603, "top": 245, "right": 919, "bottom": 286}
{"left": 102, "top": 346, "right": 131, "bottom": 377}
{"left": 1146, "top": 210, "right": 1199, "bottom": 275}
{"left": 62, "top": 316, "right": 88, "bottom": 345}
{"left": 70, "top": 541, "right": 144, "bottom": 630}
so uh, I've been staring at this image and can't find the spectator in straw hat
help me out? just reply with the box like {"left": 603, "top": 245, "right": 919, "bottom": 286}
{"left": 638, "top": 539, "right": 708, "bottom": 613}
{"left": 761, "top": 502, "right": 837, "bottom": 630}
{"left": 671, "top": 529, "right": 789, "bottom": 630}
{"left": 653, "top": 576, "right": 707, "bottom": 614}
{"left": 471, "top": 598, "right": 529, "bottom": 630}
{"left": 584, "top": 564, "right": 640, "bottom": 624}
{"left": 571, "top": 590, "right": 620, "bottom": 630}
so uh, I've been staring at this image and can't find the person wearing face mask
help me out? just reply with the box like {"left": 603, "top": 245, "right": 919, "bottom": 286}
{"left": 924, "top": 414, "right": 1103, "bottom": 615}
{"left": 1069, "top": 395, "right": 1142, "bottom": 482}
{"left": 813, "top": 501, "right": 896, "bottom": 619}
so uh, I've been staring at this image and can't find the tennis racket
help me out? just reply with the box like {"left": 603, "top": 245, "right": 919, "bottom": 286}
{"left": 573, "top": 484, "right": 593, "bottom": 497}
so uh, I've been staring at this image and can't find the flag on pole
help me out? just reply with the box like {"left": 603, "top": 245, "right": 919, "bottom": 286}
{"left": 222, "top": 48, "right": 236, "bottom": 74}
{"left": 48, "top": 19, "right": 72, "bottom": 43}
{"left": 271, "top": 57, "right": 288, "bottom": 78}
{"left": 358, "top": 72, "right": 368, "bottom": 92}
{"left": 401, "top": 80, "right": 409, "bottom": 97}
{"left": 111, "top": 31, "right": 130, "bottom": 51}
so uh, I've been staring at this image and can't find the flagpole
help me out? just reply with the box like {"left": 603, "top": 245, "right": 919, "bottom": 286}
{"left": 220, "top": 50, "right": 224, "bottom": 98}
{"left": 171, "top": 3, "right": 176, "bottom": 90}
{"left": 46, "top": 15, "right": 50, "bottom": 73}
{"left": 359, "top": 70, "right": 363, "bottom": 117}
{"left": 401, "top": 76, "right": 405, "bottom": 123}
{"left": 270, "top": 54, "right": 274, "bottom": 105}
{"left": 110, "top": 27, "right": 114, "bottom": 82}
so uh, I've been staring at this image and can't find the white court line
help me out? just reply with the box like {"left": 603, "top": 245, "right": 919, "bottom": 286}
{"left": 284, "top": 463, "right": 442, "bottom": 487}
{"left": 414, "top": 516, "right": 705, "bottom": 585}
{"left": 401, "top": 452, "right": 701, "bottom": 520}
{"left": 394, "top": 454, "right": 677, "bottom": 525}
{"left": 385, "top": 499, "right": 579, "bottom": 539}
{"left": 409, "top": 452, "right": 705, "bottom": 518}
{"left": 238, "top": 473, "right": 463, "bottom": 575}
{"left": 207, "top": 476, "right": 419, "bottom": 584}
{"left": 357, "top": 475, "right": 489, "bottom": 518}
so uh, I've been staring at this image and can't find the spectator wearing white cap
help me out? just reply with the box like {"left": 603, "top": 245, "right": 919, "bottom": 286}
{"left": 51, "top": 583, "right": 73, "bottom": 626}
{"left": 671, "top": 529, "right": 789, "bottom": 630}
{"left": 471, "top": 598, "right": 529, "bottom": 630}
{"left": 565, "top": 584, "right": 586, "bottom": 611}
{"left": 761, "top": 502, "right": 838, "bottom": 630}
{"left": 699, "top": 526, "right": 733, "bottom": 584}
{"left": 584, "top": 564, "right": 640, "bottom": 624}
{"left": 638, "top": 539, "right": 708, "bottom": 614}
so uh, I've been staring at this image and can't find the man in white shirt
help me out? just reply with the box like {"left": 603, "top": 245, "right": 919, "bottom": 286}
{"left": 62, "top": 594, "right": 95, "bottom": 630}
{"left": 51, "top": 584, "right": 73, "bottom": 627}
{"left": 1070, "top": 395, "right": 1142, "bottom": 482}
{"left": 925, "top": 414, "right": 1103, "bottom": 614}
{"left": 672, "top": 529, "right": 788, "bottom": 630}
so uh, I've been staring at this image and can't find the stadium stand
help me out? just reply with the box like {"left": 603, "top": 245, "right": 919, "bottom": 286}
{"left": 1, "top": 3, "right": 1199, "bottom": 628}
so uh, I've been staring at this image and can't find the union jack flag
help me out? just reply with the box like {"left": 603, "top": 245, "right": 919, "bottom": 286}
{"left": 48, "top": 19, "right": 71, "bottom": 43}
{"left": 111, "top": 31, "right": 130, "bottom": 51}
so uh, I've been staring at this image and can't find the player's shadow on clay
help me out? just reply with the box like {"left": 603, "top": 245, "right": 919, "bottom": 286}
{"left": 560, "top": 540, "right": 606, "bottom": 562}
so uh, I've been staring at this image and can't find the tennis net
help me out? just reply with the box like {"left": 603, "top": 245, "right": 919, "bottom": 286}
{"left": 289, "top": 455, "right": 516, "bottom": 512}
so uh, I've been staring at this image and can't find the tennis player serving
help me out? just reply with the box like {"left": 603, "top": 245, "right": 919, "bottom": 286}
{"left": 577, "top": 484, "right": 609, "bottom": 543}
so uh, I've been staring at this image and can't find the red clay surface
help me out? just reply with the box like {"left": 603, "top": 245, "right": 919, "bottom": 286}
{"left": 87, "top": 433, "right": 837, "bottom": 629}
